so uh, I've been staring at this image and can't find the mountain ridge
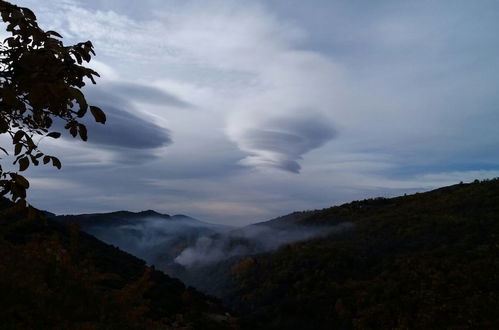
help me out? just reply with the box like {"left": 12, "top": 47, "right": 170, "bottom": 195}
{"left": 220, "top": 178, "right": 499, "bottom": 329}
{"left": 55, "top": 209, "right": 229, "bottom": 229}
{"left": 53, "top": 207, "right": 233, "bottom": 270}
{"left": 2, "top": 179, "right": 497, "bottom": 329}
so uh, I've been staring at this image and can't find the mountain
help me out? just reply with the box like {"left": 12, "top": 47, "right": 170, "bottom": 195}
{"left": 218, "top": 179, "right": 499, "bottom": 329}
{"left": 0, "top": 200, "right": 237, "bottom": 329}
{"left": 132, "top": 179, "right": 499, "bottom": 329}
{"left": 53, "top": 207, "right": 342, "bottom": 301}
{"left": 165, "top": 220, "right": 350, "bottom": 297}
{"left": 55, "top": 210, "right": 232, "bottom": 269}
{"left": 5, "top": 178, "right": 497, "bottom": 329}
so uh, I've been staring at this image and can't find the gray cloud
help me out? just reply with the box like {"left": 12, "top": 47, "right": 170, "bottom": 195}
{"left": 49, "top": 84, "right": 173, "bottom": 156}
{"left": 237, "top": 114, "right": 337, "bottom": 173}
{"left": 64, "top": 84, "right": 175, "bottom": 150}
{"left": 18, "top": 0, "right": 499, "bottom": 227}
{"left": 105, "top": 82, "right": 192, "bottom": 108}
{"left": 83, "top": 106, "right": 172, "bottom": 149}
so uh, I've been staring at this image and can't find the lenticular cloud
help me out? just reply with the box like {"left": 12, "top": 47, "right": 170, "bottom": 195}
{"left": 230, "top": 113, "right": 336, "bottom": 173}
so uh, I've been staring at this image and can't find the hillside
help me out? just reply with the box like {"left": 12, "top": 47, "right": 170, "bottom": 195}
{"left": 55, "top": 210, "right": 229, "bottom": 230}
{"left": 0, "top": 200, "right": 237, "bottom": 330}
{"left": 54, "top": 210, "right": 231, "bottom": 269}
{"left": 2, "top": 179, "right": 498, "bottom": 329}
{"left": 213, "top": 179, "right": 499, "bottom": 329}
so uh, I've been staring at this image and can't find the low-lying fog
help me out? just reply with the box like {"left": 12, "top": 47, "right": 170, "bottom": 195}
{"left": 79, "top": 213, "right": 353, "bottom": 271}
{"left": 82, "top": 215, "right": 231, "bottom": 267}
{"left": 174, "top": 222, "right": 354, "bottom": 268}
{"left": 71, "top": 212, "right": 354, "bottom": 294}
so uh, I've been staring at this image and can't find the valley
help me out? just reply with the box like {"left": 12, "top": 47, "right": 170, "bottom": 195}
{"left": 48, "top": 178, "right": 499, "bottom": 329}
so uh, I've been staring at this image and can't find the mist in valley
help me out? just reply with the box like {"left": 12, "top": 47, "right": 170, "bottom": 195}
{"left": 65, "top": 210, "right": 354, "bottom": 295}
{"left": 78, "top": 214, "right": 231, "bottom": 267}
{"left": 174, "top": 222, "right": 354, "bottom": 268}
{"left": 73, "top": 211, "right": 353, "bottom": 274}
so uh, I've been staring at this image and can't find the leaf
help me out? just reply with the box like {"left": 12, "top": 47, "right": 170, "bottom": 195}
{"left": 1, "top": 11, "right": 9, "bottom": 22}
{"left": 22, "top": 8, "right": 37, "bottom": 21}
{"left": 90, "top": 106, "right": 106, "bottom": 124}
{"left": 25, "top": 135, "right": 36, "bottom": 149}
{"left": 0, "top": 116, "right": 8, "bottom": 133}
{"left": 19, "top": 157, "right": 29, "bottom": 171}
{"left": 76, "top": 107, "right": 87, "bottom": 118}
{"left": 14, "top": 143, "right": 22, "bottom": 156}
{"left": 69, "top": 125, "right": 78, "bottom": 137}
{"left": 51, "top": 157, "right": 61, "bottom": 169}
{"left": 47, "top": 132, "right": 61, "bottom": 139}
{"left": 70, "top": 88, "right": 88, "bottom": 116}
{"left": 29, "top": 154, "right": 39, "bottom": 166}
{"left": 43, "top": 156, "right": 50, "bottom": 165}
{"left": 13, "top": 130, "right": 24, "bottom": 144}
{"left": 46, "top": 30, "right": 63, "bottom": 38}
{"left": 78, "top": 124, "right": 88, "bottom": 141}
{"left": 73, "top": 51, "right": 83, "bottom": 64}
{"left": 11, "top": 173, "right": 29, "bottom": 189}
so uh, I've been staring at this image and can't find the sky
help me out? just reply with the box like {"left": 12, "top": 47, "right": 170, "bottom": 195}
{"left": 5, "top": 0, "right": 499, "bottom": 225}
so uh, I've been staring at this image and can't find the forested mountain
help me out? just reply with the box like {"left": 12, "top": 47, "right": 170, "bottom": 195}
{"left": 55, "top": 210, "right": 231, "bottom": 268}
{"left": 56, "top": 210, "right": 230, "bottom": 230}
{"left": 1, "top": 179, "right": 498, "bottom": 329}
{"left": 217, "top": 179, "right": 499, "bottom": 329}
{"left": 0, "top": 200, "right": 237, "bottom": 330}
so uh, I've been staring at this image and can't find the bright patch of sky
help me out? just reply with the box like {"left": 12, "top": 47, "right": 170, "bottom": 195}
{"left": 11, "top": 0, "right": 499, "bottom": 225}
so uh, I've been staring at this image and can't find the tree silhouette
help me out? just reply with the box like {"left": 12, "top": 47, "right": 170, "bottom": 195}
{"left": 0, "top": 0, "right": 105, "bottom": 203}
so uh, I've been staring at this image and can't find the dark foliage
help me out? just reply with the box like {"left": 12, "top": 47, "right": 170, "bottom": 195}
{"left": 0, "top": 0, "right": 106, "bottom": 201}
{"left": 219, "top": 179, "right": 499, "bottom": 329}
{"left": 0, "top": 201, "right": 237, "bottom": 330}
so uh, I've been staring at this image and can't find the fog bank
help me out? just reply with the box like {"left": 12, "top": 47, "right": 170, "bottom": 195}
{"left": 175, "top": 222, "right": 354, "bottom": 268}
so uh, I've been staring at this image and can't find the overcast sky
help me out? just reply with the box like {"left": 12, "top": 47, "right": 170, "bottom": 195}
{"left": 9, "top": 0, "right": 499, "bottom": 225}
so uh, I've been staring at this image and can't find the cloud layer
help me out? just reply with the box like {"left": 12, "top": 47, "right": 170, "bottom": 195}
{"left": 13, "top": 0, "right": 499, "bottom": 225}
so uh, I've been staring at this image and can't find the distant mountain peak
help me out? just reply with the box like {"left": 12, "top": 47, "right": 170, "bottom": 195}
{"left": 137, "top": 209, "right": 168, "bottom": 217}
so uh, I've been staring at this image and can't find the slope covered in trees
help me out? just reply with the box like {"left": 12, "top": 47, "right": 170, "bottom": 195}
{"left": 0, "top": 200, "right": 237, "bottom": 330}
{"left": 1, "top": 178, "right": 498, "bottom": 329}
{"left": 217, "top": 179, "right": 499, "bottom": 329}
{"left": 54, "top": 210, "right": 232, "bottom": 271}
